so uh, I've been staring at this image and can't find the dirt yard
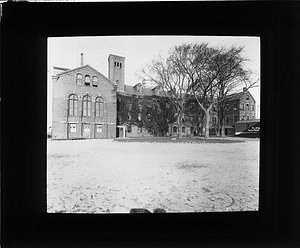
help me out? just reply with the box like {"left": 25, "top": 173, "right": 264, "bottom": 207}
{"left": 47, "top": 138, "right": 259, "bottom": 213}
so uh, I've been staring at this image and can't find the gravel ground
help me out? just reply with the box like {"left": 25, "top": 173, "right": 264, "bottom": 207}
{"left": 47, "top": 138, "right": 259, "bottom": 213}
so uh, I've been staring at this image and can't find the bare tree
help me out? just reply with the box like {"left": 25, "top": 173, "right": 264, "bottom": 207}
{"left": 178, "top": 43, "right": 259, "bottom": 138}
{"left": 139, "top": 42, "right": 259, "bottom": 139}
{"left": 213, "top": 46, "right": 259, "bottom": 137}
{"left": 139, "top": 47, "right": 194, "bottom": 138}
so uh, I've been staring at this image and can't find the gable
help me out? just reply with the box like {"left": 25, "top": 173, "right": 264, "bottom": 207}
{"left": 240, "top": 91, "right": 256, "bottom": 103}
{"left": 56, "top": 64, "right": 114, "bottom": 87}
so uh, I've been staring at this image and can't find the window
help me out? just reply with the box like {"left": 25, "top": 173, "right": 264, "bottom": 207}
{"left": 76, "top": 73, "right": 83, "bottom": 85}
{"left": 96, "top": 124, "right": 103, "bottom": 133}
{"left": 120, "top": 63, "right": 122, "bottom": 68}
{"left": 82, "top": 95, "right": 91, "bottom": 116}
{"left": 233, "top": 103, "right": 237, "bottom": 110}
{"left": 247, "top": 115, "right": 250, "bottom": 120}
{"left": 114, "top": 62, "right": 116, "bottom": 66}
{"left": 69, "top": 123, "right": 77, "bottom": 133}
{"left": 240, "top": 103, "right": 244, "bottom": 110}
{"left": 85, "top": 75, "right": 91, "bottom": 86}
{"left": 182, "top": 127, "right": 185, "bottom": 133}
{"left": 233, "top": 115, "right": 237, "bottom": 123}
{"left": 116, "top": 80, "right": 119, "bottom": 85}
{"left": 252, "top": 115, "right": 255, "bottom": 119}
{"left": 246, "top": 103, "right": 249, "bottom": 110}
{"left": 95, "top": 97, "right": 104, "bottom": 117}
{"left": 225, "top": 116, "right": 230, "bottom": 124}
{"left": 83, "top": 124, "right": 90, "bottom": 133}
{"left": 241, "top": 115, "right": 244, "bottom": 121}
{"left": 251, "top": 104, "right": 255, "bottom": 111}
{"left": 68, "top": 94, "right": 78, "bottom": 116}
{"left": 212, "top": 116, "right": 217, "bottom": 125}
{"left": 92, "top": 76, "right": 98, "bottom": 87}
{"left": 173, "top": 126, "right": 177, "bottom": 133}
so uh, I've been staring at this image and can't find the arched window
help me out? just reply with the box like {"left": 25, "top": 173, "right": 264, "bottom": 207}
{"left": 95, "top": 97, "right": 104, "bottom": 117}
{"left": 68, "top": 94, "right": 78, "bottom": 116}
{"left": 92, "top": 76, "right": 98, "bottom": 87}
{"left": 85, "top": 75, "right": 91, "bottom": 86}
{"left": 76, "top": 73, "right": 83, "bottom": 85}
{"left": 82, "top": 95, "right": 91, "bottom": 116}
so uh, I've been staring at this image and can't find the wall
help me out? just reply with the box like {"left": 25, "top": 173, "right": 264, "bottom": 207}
{"left": 52, "top": 65, "right": 117, "bottom": 139}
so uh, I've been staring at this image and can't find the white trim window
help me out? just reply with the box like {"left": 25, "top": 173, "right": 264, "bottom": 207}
{"left": 68, "top": 94, "right": 78, "bottom": 116}
{"left": 92, "top": 76, "right": 98, "bottom": 87}
{"left": 82, "top": 95, "right": 92, "bottom": 117}
{"left": 70, "top": 123, "right": 77, "bottom": 133}
{"left": 95, "top": 97, "right": 104, "bottom": 117}
{"left": 96, "top": 124, "right": 103, "bottom": 133}
{"left": 84, "top": 75, "right": 91, "bottom": 86}
{"left": 76, "top": 73, "right": 83, "bottom": 85}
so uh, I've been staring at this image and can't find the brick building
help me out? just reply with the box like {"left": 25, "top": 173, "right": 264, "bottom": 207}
{"left": 209, "top": 88, "right": 257, "bottom": 136}
{"left": 51, "top": 54, "right": 117, "bottom": 139}
{"left": 51, "top": 54, "right": 257, "bottom": 139}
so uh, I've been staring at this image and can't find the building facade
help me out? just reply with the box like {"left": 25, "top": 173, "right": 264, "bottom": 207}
{"left": 51, "top": 54, "right": 258, "bottom": 139}
{"left": 51, "top": 56, "right": 117, "bottom": 140}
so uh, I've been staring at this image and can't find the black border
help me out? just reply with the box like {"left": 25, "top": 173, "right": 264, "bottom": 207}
{"left": 2, "top": 2, "right": 300, "bottom": 248}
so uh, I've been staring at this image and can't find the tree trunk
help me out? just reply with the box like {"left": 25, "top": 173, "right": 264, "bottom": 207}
{"left": 177, "top": 111, "right": 183, "bottom": 139}
{"left": 204, "top": 110, "right": 210, "bottom": 139}
{"left": 221, "top": 125, "right": 225, "bottom": 137}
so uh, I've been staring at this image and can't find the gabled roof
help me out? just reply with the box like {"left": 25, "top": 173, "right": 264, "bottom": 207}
{"left": 226, "top": 90, "right": 255, "bottom": 102}
{"left": 55, "top": 64, "right": 115, "bottom": 87}
{"left": 53, "top": 66, "right": 70, "bottom": 71}
{"left": 122, "top": 84, "right": 168, "bottom": 97}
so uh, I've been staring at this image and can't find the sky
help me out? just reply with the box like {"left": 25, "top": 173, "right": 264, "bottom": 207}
{"left": 47, "top": 36, "right": 260, "bottom": 128}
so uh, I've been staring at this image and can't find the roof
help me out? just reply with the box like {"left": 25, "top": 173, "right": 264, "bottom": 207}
{"left": 235, "top": 119, "right": 260, "bottom": 124}
{"left": 53, "top": 66, "right": 70, "bottom": 71}
{"left": 108, "top": 54, "right": 125, "bottom": 59}
{"left": 122, "top": 84, "right": 166, "bottom": 97}
{"left": 226, "top": 92, "right": 244, "bottom": 101}
{"left": 226, "top": 90, "right": 256, "bottom": 102}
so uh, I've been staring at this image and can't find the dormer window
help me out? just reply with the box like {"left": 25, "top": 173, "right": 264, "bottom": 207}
{"left": 85, "top": 75, "right": 91, "bottom": 86}
{"left": 92, "top": 76, "right": 98, "bottom": 87}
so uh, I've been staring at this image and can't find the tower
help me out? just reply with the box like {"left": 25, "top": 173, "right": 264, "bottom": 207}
{"left": 108, "top": 54, "right": 125, "bottom": 92}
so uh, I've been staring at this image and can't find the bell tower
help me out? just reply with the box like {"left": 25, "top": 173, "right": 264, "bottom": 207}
{"left": 108, "top": 54, "right": 125, "bottom": 92}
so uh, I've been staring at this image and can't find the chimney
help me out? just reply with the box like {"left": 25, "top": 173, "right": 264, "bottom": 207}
{"left": 80, "top": 53, "right": 84, "bottom": 66}
{"left": 243, "top": 87, "right": 247, "bottom": 93}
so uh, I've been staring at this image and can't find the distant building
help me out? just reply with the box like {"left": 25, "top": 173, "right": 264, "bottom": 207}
{"left": 210, "top": 88, "right": 257, "bottom": 136}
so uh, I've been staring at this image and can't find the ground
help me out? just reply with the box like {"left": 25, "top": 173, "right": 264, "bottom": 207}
{"left": 47, "top": 137, "right": 259, "bottom": 213}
